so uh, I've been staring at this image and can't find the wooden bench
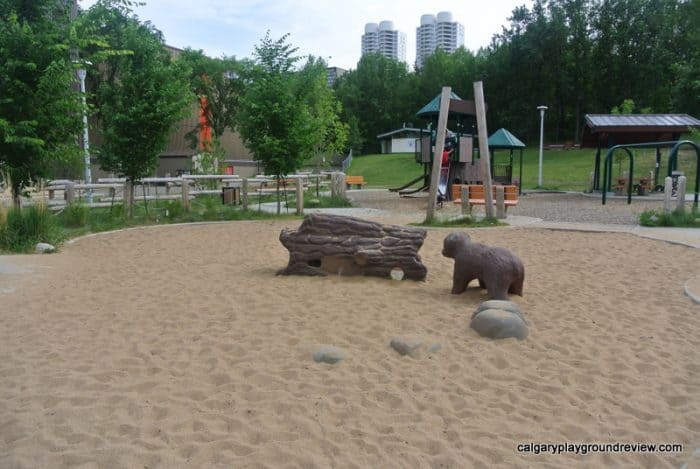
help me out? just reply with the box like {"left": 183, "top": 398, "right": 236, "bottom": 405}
{"left": 345, "top": 175, "right": 367, "bottom": 189}
{"left": 452, "top": 184, "right": 519, "bottom": 212}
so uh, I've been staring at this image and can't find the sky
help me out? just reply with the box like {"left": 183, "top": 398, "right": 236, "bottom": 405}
{"left": 79, "top": 0, "right": 533, "bottom": 70}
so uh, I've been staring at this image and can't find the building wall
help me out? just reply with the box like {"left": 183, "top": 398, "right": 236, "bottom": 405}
{"left": 415, "top": 11, "right": 464, "bottom": 69}
{"left": 362, "top": 21, "right": 407, "bottom": 63}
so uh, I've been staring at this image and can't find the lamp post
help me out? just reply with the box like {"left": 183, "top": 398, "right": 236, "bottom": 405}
{"left": 537, "top": 105, "right": 548, "bottom": 188}
{"left": 77, "top": 67, "right": 92, "bottom": 203}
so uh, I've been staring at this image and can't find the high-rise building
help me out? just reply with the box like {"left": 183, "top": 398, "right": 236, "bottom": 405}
{"left": 326, "top": 67, "right": 346, "bottom": 87}
{"left": 415, "top": 11, "right": 465, "bottom": 69}
{"left": 361, "top": 21, "right": 407, "bottom": 63}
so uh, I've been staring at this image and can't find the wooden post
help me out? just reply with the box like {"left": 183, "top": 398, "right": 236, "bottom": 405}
{"left": 123, "top": 180, "right": 132, "bottom": 215}
{"left": 473, "top": 81, "right": 494, "bottom": 218}
{"left": 242, "top": 178, "right": 249, "bottom": 210}
{"left": 331, "top": 172, "right": 346, "bottom": 199}
{"left": 663, "top": 176, "right": 673, "bottom": 214}
{"left": 295, "top": 177, "right": 304, "bottom": 215}
{"left": 426, "top": 86, "right": 452, "bottom": 221}
{"left": 496, "top": 185, "right": 505, "bottom": 219}
{"left": 181, "top": 179, "right": 190, "bottom": 212}
{"left": 677, "top": 176, "right": 687, "bottom": 213}
{"left": 461, "top": 186, "right": 470, "bottom": 215}
{"left": 64, "top": 182, "right": 75, "bottom": 205}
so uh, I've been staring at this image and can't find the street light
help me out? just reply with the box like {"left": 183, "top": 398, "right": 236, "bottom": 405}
{"left": 76, "top": 67, "right": 92, "bottom": 203}
{"left": 537, "top": 105, "right": 548, "bottom": 188}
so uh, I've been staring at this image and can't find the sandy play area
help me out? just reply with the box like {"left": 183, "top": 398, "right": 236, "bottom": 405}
{"left": 1, "top": 207, "right": 699, "bottom": 467}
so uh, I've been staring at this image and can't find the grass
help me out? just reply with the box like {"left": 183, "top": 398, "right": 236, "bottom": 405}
{"left": 348, "top": 147, "right": 698, "bottom": 192}
{"left": 639, "top": 208, "right": 700, "bottom": 228}
{"left": 347, "top": 153, "right": 423, "bottom": 188}
{"left": 0, "top": 192, "right": 357, "bottom": 254}
{"left": 0, "top": 205, "right": 64, "bottom": 252}
{"left": 415, "top": 215, "right": 505, "bottom": 228}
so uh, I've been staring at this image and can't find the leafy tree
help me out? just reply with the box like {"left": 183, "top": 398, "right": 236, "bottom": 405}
{"left": 335, "top": 53, "right": 415, "bottom": 154}
{"left": 178, "top": 49, "right": 250, "bottom": 155}
{"left": 237, "top": 32, "right": 316, "bottom": 213}
{"left": 82, "top": 0, "right": 193, "bottom": 215}
{"left": 0, "top": 0, "right": 82, "bottom": 206}
{"left": 295, "top": 56, "right": 348, "bottom": 169}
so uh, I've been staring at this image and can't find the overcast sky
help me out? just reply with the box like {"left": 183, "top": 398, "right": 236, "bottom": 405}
{"left": 79, "top": 0, "right": 532, "bottom": 70}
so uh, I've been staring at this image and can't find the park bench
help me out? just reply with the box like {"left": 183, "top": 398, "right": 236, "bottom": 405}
{"left": 452, "top": 184, "right": 519, "bottom": 212}
{"left": 345, "top": 175, "right": 367, "bottom": 189}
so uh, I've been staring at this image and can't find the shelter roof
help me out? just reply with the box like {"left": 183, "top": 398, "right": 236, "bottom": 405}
{"left": 376, "top": 127, "right": 430, "bottom": 139}
{"left": 581, "top": 114, "right": 700, "bottom": 148}
{"left": 585, "top": 114, "right": 700, "bottom": 133}
{"left": 416, "top": 92, "right": 478, "bottom": 119}
{"left": 488, "top": 128, "right": 526, "bottom": 148}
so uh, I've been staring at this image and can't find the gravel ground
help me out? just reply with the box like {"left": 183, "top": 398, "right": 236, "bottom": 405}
{"left": 347, "top": 189, "right": 669, "bottom": 225}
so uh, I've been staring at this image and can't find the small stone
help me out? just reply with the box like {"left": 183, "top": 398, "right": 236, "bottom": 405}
{"left": 472, "top": 300, "right": 524, "bottom": 321}
{"left": 427, "top": 343, "right": 442, "bottom": 353}
{"left": 470, "top": 309, "right": 528, "bottom": 340}
{"left": 389, "top": 337, "right": 423, "bottom": 357}
{"left": 389, "top": 267, "right": 404, "bottom": 281}
{"left": 35, "top": 243, "right": 56, "bottom": 254}
{"left": 312, "top": 346, "right": 345, "bottom": 364}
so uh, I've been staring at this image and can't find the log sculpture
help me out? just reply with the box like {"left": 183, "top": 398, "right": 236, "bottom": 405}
{"left": 278, "top": 213, "right": 428, "bottom": 280}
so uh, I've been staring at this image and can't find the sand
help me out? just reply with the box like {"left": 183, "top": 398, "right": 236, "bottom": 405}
{"left": 1, "top": 214, "right": 699, "bottom": 468}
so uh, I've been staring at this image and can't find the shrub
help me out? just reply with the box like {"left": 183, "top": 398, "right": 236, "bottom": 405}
{"left": 0, "top": 205, "right": 62, "bottom": 252}
{"left": 640, "top": 208, "right": 700, "bottom": 227}
{"left": 61, "top": 203, "right": 89, "bottom": 227}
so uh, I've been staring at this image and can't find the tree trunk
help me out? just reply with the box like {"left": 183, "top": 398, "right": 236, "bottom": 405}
{"left": 278, "top": 213, "right": 428, "bottom": 280}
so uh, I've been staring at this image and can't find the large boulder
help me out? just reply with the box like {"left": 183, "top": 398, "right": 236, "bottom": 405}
{"left": 470, "top": 308, "right": 528, "bottom": 340}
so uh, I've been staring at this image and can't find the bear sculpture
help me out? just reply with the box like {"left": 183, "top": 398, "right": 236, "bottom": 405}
{"left": 442, "top": 231, "right": 524, "bottom": 300}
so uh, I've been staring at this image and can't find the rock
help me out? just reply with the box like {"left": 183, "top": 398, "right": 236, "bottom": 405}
{"left": 389, "top": 337, "right": 423, "bottom": 357}
{"left": 389, "top": 267, "right": 404, "bottom": 281}
{"left": 312, "top": 346, "right": 345, "bottom": 364}
{"left": 472, "top": 300, "right": 524, "bottom": 321}
{"left": 427, "top": 343, "right": 442, "bottom": 353}
{"left": 470, "top": 309, "right": 528, "bottom": 340}
{"left": 35, "top": 243, "right": 56, "bottom": 254}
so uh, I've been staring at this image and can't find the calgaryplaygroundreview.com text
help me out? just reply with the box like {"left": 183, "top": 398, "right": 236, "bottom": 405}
{"left": 517, "top": 442, "right": 683, "bottom": 456}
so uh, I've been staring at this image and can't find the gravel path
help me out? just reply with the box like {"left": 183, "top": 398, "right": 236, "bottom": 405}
{"left": 347, "top": 189, "right": 668, "bottom": 225}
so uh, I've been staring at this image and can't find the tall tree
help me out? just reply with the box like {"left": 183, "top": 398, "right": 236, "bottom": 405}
{"left": 82, "top": 0, "right": 193, "bottom": 215}
{"left": 178, "top": 49, "right": 249, "bottom": 147}
{"left": 295, "top": 56, "right": 348, "bottom": 169}
{"left": 0, "top": 0, "right": 82, "bottom": 206}
{"left": 237, "top": 32, "right": 316, "bottom": 213}
{"left": 335, "top": 54, "right": 415, "bottom": 154}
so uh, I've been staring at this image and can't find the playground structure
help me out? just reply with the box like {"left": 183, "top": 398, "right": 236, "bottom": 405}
{"left": 600, "top": 140, "right": 700, "bottom": 207}
{"left": 392, "top": 92, "right": 524, "bottom": 201}
{"left": 391, "top": 92, "right": 478, "bottom": 199}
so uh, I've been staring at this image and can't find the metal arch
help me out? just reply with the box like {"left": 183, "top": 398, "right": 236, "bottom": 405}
{"left": 667, "top": 140, "right": 700, "bottom": 207}
{"left": 602, "top": 146, "right": 635, "bottom": 205}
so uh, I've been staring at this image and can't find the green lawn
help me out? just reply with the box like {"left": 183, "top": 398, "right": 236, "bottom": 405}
{"left": 348, "top": 147, "right": 698, "bottom": 192}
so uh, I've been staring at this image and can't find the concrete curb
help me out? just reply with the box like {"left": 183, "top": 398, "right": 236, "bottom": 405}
{"left": 684, "top": 276, "right": 700, "bottom": 305}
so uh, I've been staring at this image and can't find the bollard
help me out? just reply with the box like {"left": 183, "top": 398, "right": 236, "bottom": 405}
{"left": 295, "top": 177, "right": 304, "bottom": 215}
{"left": 677, "top": 176, "right": 687, "bottom": 213}
{"left": 331, "top": 172, "right": 346, "bottom": 199}
{"left": 663, "top": 177, "right": 673, "bottom": 214}
{"left": 461, "top": 186, "right": 470, "bottom": 215}
{"left": 64, "top": 182, "right": 75, "bottom": 205}
{"left": 181, "top": 179, "right": 190, "bottom": 212}
{"left": 496, "top": 186, "right": 505, "bottom": 219}
{"left": 242, "top": 178, "right": 249, "bottom": 211}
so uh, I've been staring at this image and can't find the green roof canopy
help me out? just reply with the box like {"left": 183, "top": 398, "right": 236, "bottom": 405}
{"left": 416, "top": 91, "right": 463, "bottom": 119}
{"left": 488, "top": 128, "right": 526, "bottom": 149}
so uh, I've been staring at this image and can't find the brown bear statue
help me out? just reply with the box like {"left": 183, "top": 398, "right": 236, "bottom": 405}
{"left": 442, "top": 231, "right": 524, "bottom": 300}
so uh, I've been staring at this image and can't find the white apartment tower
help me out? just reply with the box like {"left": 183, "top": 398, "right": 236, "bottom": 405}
{"left": 415, "top": 11, "right": 465, "bottom": 69}
{"left": 361, "top": 21, "right": 407, "bottom": 63}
